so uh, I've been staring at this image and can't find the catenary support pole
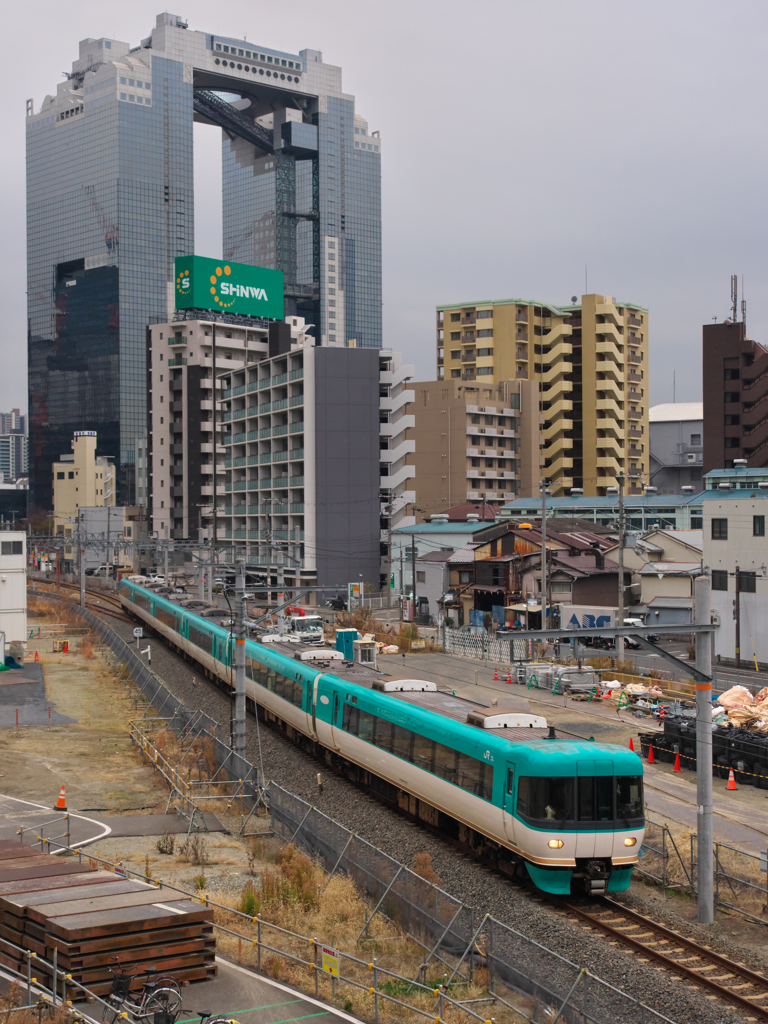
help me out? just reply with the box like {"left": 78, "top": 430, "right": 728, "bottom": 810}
{"left": 277, "top": 549, "right": 285, "bottom": 636}
{"left": 695, "top": 574, "right": 714, "bottom": 924}
{"left": 80, "top": 548, "right": 86, "bottom": 608}
{"left": 234, "top": 560, "right": 247, "bottom": 758}
{"left": 617, "top": 473, "right": 625, "bottom": 660}
{"left": 735, "top": 564, "right": 741, "bottom": 670}
{"left": 411, "top": 535, "right": 417, "bottom": 619}
{"left": 199, "top": 539, "right": 205, "bottom": 601}
{"left": 540, "top": 481, "right": 547, "bottom": 631}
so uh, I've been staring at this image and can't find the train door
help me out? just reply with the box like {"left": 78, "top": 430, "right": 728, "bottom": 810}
{"left": 575, "top": 761, "right": 596, "bottom": 859}
{"left": 502, "top": 763, "right": 517, "bottom": 845}
{"left": 576, "top": 760, "right": 615, "bottom": 858}
{"left": 329, "top": 690, "right": 341, "bottom": 751}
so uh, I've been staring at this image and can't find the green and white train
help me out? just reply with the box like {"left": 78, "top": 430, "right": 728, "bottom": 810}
{"left": 119, "top": 579, "right": 644, "bottom": 895}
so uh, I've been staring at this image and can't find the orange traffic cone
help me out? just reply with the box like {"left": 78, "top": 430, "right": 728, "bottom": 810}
{"left": 673, "top": 752, "right": 681, "bottom": 772}
{"left": 647, "top": 745, "right": 655, "bottom": 765}
{"left": 506, "top": 669, "right": 512, "bottom": 684}
{"left": 727, "top": 768, "right": 737, "bottom": 791}
{"left": 54, "top": 786, "right": 66, "bottom": 811}
{"left": 493, "top": 668, "right": 499, "bottom": 681}
{"left": 629, "top": 738, "right": 635, "bottom": 751}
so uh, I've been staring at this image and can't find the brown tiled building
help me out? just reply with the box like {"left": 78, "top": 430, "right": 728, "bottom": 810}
{"left": 703, "top": 321, "right": 768, "bottom": 472}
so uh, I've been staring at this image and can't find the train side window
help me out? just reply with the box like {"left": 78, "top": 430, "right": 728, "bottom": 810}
{"left": 433, "top": 742, "right": 457, "bottom": 781}
{"left": 375, "top": 717, "right": 394, "bottom": 753}
{"left": 343, "top": 704, "right": 359, "bottom": 733}
{"left": 392, "top": 725, "right": 414, "bottom": 762}
{"left": 412, "top": 734, "right": 435, "bottom": 771}
{"left": 507, "top": 768, "right": 514, "bottom": 796}
{"left": 358, "top": 709, "right": 375, "bottom": 742}
{"left": 596, "top": 777, "right": 613, "bottom": 821}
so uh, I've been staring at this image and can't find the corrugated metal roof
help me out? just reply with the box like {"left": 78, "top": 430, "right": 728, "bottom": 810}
{"left": 649, "top": 402, "right": 703, "bottom": 422}
{"left": 699, "top": 489, "right": 768, "bottom": 501}
{"left": 502, "top": 493, "right": 704, "bottom": 510}
{"left": 393, "top": 522, "right": 491, "bottom": 534}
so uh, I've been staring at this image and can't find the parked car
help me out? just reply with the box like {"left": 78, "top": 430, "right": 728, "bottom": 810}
{"left": 92, "top": 565, "right": 117, "bottom": 579}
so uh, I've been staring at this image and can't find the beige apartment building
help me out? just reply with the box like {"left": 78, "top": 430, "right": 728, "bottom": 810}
{"left": 410, "top": 379, "right": 541, "bottom": 512}
{"left": 436, "top": 294, "right": 649, "bottom": 496}
{"left": 53, "top": 431, "right": 115, "bottom": 531}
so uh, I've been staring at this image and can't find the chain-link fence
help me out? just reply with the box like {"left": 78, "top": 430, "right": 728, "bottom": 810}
{"left": 30, "top": 588, "right": 682, "bottom": 1022}
{"left": 444, "top": 628, "right": 531, "bottom": 663}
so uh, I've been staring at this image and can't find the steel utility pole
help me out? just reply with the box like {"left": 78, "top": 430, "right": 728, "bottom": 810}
{"left": 234, "top": 561, "right": 247, "bottom": 758}
{"left": 164, "top": 524, "right": 169, "bottom": 582}
{"left": 277, "top": 547, "right": 285, "bottom": 636}
{"left": 617, "top": 472, "right": 625, "bottom": 660}
{"left": 198, "top": 538, "right": 205, "bottom": 600}
{"left": 80, "top": 548, "right": 86, "bottom": 608}
{"left": 694, "top": 574, "right": 714, "bottom": 923}
{"left": 540, "top": 480, "right": 548, "bottom": 631}
{"left": 411, "top": 535, "right": 417, "bottom": 620}
{"left": 735, "top": 564, "right": 741, "bottom": 669}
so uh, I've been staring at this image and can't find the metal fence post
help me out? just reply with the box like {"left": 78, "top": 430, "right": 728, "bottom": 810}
{"left": 52, "top": 947, "right": 57, "bottom": 1007}
{"left": 373, "top": 957, "right": 379, "bottom": 1024}
{"left": 488, "top": 917, "right": 494, "bottom": 994}
{"left": 257, "top": 916, "right": 262, "bottom": 973}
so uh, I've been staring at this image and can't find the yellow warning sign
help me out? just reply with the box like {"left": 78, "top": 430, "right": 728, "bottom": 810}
{"left": 321, "top": 944, "right": 340, "bottom": 977}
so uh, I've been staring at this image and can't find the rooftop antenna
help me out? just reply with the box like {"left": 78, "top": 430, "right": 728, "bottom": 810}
{"left": 742, "top": 274, "right": 747, "bottom": 336}
{"left": 731, "top": 274, "right": 738, "bottom": 323}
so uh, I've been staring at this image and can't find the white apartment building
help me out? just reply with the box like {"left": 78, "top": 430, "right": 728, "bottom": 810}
{"left": 148, "top": 315, "right": 309, "bottom": 544}
{"left": 703, "top": 491, "right": 768, "bottom": 667}
{"left": 220, "top": 342, "right": 414, "bottom": 593}
{"left": 0, "top": 532, "right": 27, "bottom": 659}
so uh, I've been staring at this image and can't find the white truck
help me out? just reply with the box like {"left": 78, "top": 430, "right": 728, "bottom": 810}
{"left": 285, "top": 613, "right": 325, "bottom": 645}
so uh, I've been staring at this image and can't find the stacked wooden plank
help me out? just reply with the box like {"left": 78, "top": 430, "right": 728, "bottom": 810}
{"left": 0, "top": 842, "right": 215, "bottom": 996}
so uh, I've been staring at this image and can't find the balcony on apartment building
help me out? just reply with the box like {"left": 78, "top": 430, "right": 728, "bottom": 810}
{"left": 628, "top": 352, "right": 643, "bottom": 364}
{"left": 462, "top": 352, "right": 476, "bottom": 362}
{"left": 462, "top": 372, "right": 476, "bottom": 381}
{"left": 461, "top": 314, "right": 476, "bottom": 325}
{"left": 516, "top": 330, "right": 528, "bottom": 342}
{"left": 628, "top": 314, "right": 643, "bottom": 327}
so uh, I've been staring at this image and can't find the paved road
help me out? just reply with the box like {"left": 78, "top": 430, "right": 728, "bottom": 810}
{"left": 0, "top": 794, "right": 110, "bottom": 848}
{"left": 0, "top": 663, "right": 76, "bottom": 728}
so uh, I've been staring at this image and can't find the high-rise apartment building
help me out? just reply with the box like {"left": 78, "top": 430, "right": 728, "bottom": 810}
{"left": 436, "top": 294, "right": 649, "bottom": 496}
{"left": 219, "top": 343, "right": 414, "bottom": 594}
{"left": 0, "top": 410, "right": 28, "bottom": 483}
{"left": 27, "top": 12, "right": 382, "bottom": 512}
{"left": 147, "top": 314, "right": 308, "bottom": 543}
{"left": 410, "top": 379, "right": 541, "bottom": 510}
{"left": 702, "top": 320, "right": 768, "bottom": 472}
{"left": 52, "top": 431, "right": 115, "bottom": 534}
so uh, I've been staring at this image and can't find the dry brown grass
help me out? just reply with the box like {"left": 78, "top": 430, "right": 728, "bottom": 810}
{"left": 212, "top": 856, "right": 524, "bottom": 1024}
{"left": 0, "top": 982, "right": 70, "bottom": 1024}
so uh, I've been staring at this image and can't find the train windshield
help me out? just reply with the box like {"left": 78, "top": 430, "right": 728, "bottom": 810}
{"left": 517, "top": 775, "right": 644, "bottom": 829}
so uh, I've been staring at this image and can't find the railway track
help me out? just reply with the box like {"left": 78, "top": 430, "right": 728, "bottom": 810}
{"left": 32, "top": 579, "right": 132, "bottom": 622}
{"left": 33, "top": 579, "right": 768, "bottom": 1020}
{"left": 556, "top": 895, "right": 768, "bottom": 1020}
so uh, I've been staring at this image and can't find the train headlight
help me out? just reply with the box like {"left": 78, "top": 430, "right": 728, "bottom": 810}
{"left": 547, "top": 839, "right": 564, "bottom": 849}
{"left": 624, "top": 837, "right": 637, "bottom": 847}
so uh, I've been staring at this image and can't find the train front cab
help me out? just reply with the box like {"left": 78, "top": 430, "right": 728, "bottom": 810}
{"left": 505, "top": 745, "right": 645, "bottom": 896}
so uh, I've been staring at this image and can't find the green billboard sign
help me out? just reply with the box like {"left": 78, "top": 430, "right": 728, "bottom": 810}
{"left": 174, "top": 255, "right": 284, "bottom": 319}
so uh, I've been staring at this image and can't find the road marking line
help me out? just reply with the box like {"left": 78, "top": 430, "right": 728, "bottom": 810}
{"left": 218, "top": 958, "right": 363, "bottom": 1023}
{"left": 176, "top": 1001, "right": 302, "bottom": 1022}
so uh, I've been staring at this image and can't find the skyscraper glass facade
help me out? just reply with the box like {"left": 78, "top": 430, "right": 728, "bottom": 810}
{"left": 27, "top": 14, "right": 381, "bottom": 512}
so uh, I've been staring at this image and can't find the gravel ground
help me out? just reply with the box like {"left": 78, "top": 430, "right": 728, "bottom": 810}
{"left": 98, "top": 611, "right": 753, "bottom": 1024}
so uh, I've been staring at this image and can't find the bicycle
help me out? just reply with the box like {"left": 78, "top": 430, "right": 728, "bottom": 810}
{"left": 194, "top": 1012, "right": 242, "bottom": 1024}
{"left": 101, "top": 959, "right": 183, "bottom": 1024}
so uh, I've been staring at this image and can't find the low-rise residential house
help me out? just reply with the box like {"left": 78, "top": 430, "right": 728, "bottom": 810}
{"left": 413, "top": 550, "right": 453, "bottom": 624}
{"left": 635, "top": 561, "right": 701, "bottom": 624}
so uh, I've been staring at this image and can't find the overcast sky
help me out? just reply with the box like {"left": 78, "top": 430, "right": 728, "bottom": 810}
{"left": 4, "top": 0, "right": 767, "bottom": 414}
